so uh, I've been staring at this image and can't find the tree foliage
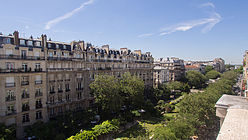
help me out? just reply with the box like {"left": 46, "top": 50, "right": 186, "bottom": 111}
{"left": 205, "top": 70, "right": 221, "bottom": 79}
{"left": 205, "top": 65, "right": 213, "bottom": 73}
{"left": 67, "top": 120, "right": 119, "bottom": 140}
{"left": 186, "top": 71, "right": 207, "bottom": 89}
{"left": 90, "top": 72, "right": 145, "bottom": 115}
{"left": 0, "top": 124, "right": 16, "bottom": 140}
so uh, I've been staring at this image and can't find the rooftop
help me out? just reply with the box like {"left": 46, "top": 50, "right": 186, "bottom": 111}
{"left": 215, "top": 94, "right": 248, "bottom": 140}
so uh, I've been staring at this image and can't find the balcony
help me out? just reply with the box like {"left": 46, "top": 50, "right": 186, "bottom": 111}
{"left": 65, "top": 89, "right": 70, "bottom": 92}
{"left": 50, "top": 91, "right": 55, "bottom": 94}
{"left": 6, "top": 110, "right": 17, "bottom": 116}
{"left": 36, "top": 104, "right": 43, "bottom": 109}
{"left": 35, "top": 80, "right": 42, "bottom": 85}
{"left": 49, "top": 80, "right": 55, "bottom": 83}
{"left": 58, "top": 89, "right": 63, "bottom": 93}
{"left": 6, "top": 96, "right": 16, "bottom": 102}
{"left": 0, "top": 68, "right": 43, "bottom": 73}
{"left": 0, "top": 54, "right": 45, "bottom": 60}
{"left": 22, "top": 94, "right": 30, "bottom": 99}
{"left": 35, "top": 92, "right": 43, "bottom": 97}
{"left": 76, "top": 87, "right": 83, "bottom": 91}
{"left": 22, "top": 68, "right": 32, "bottom": 72}
{"left": 22, "top": 106, "right": 30, "bottom": 112}
{"left": 22, "top": 118, "right": 30, "bottom": 123}
{"left": 5, "top": 82, "right": 15, "bottom": 88}
{"left": 34, "top": 68, "right": 43, "bottom": 72}
{"left": 57, "top": 79, "right": 63, "bottom": 82}
{"left": 21, "top": 81, "right": 29, "bottom": 86}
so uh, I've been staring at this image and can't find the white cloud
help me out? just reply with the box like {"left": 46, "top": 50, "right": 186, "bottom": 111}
{"left": 200, "top": 2, "right": 215, "bottom": 8}
{"left": 160, "top": 12, "right": 221, "bottom": 36}
{"left": 137, "top": 33, "right": 154, "bottom": 38}
{"left": 44, "top": 0, "right": 94, "bottom": 30}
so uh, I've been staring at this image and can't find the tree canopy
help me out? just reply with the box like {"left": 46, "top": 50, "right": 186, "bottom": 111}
{"left": 186, "top": 71, "right": 207, "bottom": 89}
{"left": 205, "top": 70, "right": 221, "bottom": 79}
{"left": 205, "top": 65, "right": 213, "bottom": 73}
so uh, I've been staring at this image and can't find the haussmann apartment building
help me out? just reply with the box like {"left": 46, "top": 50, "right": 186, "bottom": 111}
{"left": 0, "top": 31, "right": 154, "bottom": 138}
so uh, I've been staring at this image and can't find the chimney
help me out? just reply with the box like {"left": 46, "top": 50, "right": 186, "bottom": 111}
{"left": 41, "top": 34, "right": 47, "bottom": 48}
{"left": 79, "top": 41, "right": 85, "bottom": 51}
{"left": 13, "top": 31, "right": 19, "bottom": 45}
{"left": 102, "top": 45, "right": 109, "bottom": 54}
{"left": 134, "top": 50, "right": 141, "bottom": 56}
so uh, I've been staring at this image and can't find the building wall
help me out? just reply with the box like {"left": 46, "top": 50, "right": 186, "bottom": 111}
{"left": 0, "top": 31, "right": 154, "bottom": 138}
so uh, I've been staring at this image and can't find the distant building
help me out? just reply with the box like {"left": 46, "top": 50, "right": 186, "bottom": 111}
{"left": 185, "top": 64, "right": 205, "bottom": 74}
{"left": 153, "top": 66, "right": 170, "bottom": 87}
{"left": 154, "top": 57, "right": 185, "bottom": 83}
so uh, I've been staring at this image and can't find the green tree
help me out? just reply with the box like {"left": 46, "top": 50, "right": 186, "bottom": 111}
{"left": 186, "top": 71, "right": 207, "bottom": 89}
{"left": 119, "top": 72, "right": 145, "bottom": 109}
{"left": 205, "top": 65, "right": 213, "bottom": 73}
{"left": 153, "top": 126, "right": 178, "bottom": 140}
{"left": 167, "top": 81, "right": 190, "bottom": 93}
{"left": 90, "top": 74, "right": 123, "bottom": 113}
{"left": 0, "top": 124, "right": 16, "bottom": 140}
{"left": 205, "top": 70, "right": 221, "bottom": 79}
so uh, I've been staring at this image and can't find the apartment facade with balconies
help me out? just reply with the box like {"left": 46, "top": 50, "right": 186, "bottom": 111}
{"left": 0, "top": 31, "right": 154, "bottom": 138}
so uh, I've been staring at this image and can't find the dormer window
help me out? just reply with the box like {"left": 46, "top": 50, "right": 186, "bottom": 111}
{"left": 63, "top": 45, "right": 66, "bottom": 49}
{"left": 27, "top": 41, "right": 33, "bottom": 46}
{"left": 35, "top": 41, "right": 41, "bottom": 47}
{"left": 56, "top": 44, "right": 59, "bottom": 49}
{"left": 4, "top": 38, "right": 11, "bottom": 44}
{"left": 20, "top": 40, "right": 25, "bottom": 45}
{"left": 48, "top": 43, "right": 51, "bottom": 48}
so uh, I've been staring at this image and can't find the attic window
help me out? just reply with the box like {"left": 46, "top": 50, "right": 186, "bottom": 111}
{"left": 56, "top": 44, "right": 59, "bottom": 49}
{"left": 63, "top": 45, "right": 66, "bottom": 49}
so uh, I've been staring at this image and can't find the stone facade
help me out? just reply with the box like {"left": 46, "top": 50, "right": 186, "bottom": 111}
{"left": 0, "top": 31, "right": 154, "bottom": 138}
{"left": 154, "top": 57, "right": 185, "bottom": 83}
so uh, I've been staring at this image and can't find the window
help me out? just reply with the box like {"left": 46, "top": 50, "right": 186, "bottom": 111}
{"left": 35, "top": 63, "right": 41, "bottom": 69}
{"left": 36, "top": 111, "right": 42, "bottom": 119}
{"left": 54, "top": 51, "right": 56, "bottom": 55}
{"left": 58, "top": 95, "right": 62, "bottom": 102}
{"left": 4, "top": 38, "right": 11, "bottom": 44}
{"left": 50, "top": 85, "right": 55, "bottom": 93}
{"left": 21, "top": 76, "right": 29, "bottom": 86}
{"left": 65, "top": 84, "right": 70, "bottom": 91}
{"left": 35, "top": 88, "right": 42, "bottom": 97}
{"left": 36, "top": 99, "right": 42, "bottom": 109}
{"left": 6, "top": 77, "right": 14, "bottom": 87}
{"left": 6, "top": 62, "right": 14, "bottom": 70}
{"left": 21, "top": 50, "right": 27, "bottom": 58}
{"left": 5, "top": 49, "right": 13, "bottom": 55}
{"left": 35, "top": 75, "right": 42, "bottom": 84}
{"left": 20, "top": 40, "right": 25, "bottom": 45}
{"left": 34, "top": 51, "right": 40, "bottom": 57}
{"left": 48, "top": 43, "right": 51, "bottom": 48}
{"left": 22, "top": 113, "right": 30, "bottom": 123}
{"left": 27, "top": 41, "right": 33, "bottom": 46}
{"left": 7, "top": 104, "right": 15, "bottom": 114}
{"left": 35, "top": 41, "right": 41, "bottom": 47}
{"left": 22, "top": 102, "right": 30, "bottom": 112}
{"left": 6, "top": 90, "right": 15, "bottom": 101}
{"left": 56, "top": 44, "right": 59, "bottom": 49}
{"left": 21, "top": 88, "right": 29, "bottom": 98}
{"left": 49, "top": 52, "right": 53, "bottom": 57}
{"left": 50, "top": 96, "right": 54, "bottom": 104}
{"left": 77, "top": 92, "right": 82, "bottom": 99}
{"left": 58, "top": 84, "right": 63, "bottom": 92}
{"left": 66, "top": 94, "right": 70, "bottom": 101}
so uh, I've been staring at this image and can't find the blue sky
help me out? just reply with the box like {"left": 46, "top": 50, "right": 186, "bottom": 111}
{"left": 0, "top": 0, "right": 247, "bottom": 64}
